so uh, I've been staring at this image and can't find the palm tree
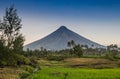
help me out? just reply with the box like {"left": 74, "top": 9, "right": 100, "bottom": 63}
{"left": 67, "top": 40, "right": 76, "bottom": 48}
{"left": 67, "top": 40, "right": 76, "bottom": 55}
{"left": 71, "top": 40, "right": 75, "bottom": 47}
{"left": 67, "top": 41, "right": 71, "bottom": 48}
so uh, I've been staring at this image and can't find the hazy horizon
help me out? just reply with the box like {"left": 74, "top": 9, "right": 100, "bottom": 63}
{"left": 0, "top": 0, "right": 120, "bottom": 46}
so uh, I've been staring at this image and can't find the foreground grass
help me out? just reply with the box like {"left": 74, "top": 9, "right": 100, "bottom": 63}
{"left": 0, "top": 67, "right": 21, "bottom": 79}
{"left": 0, "top": 58, "right": 120, "bottom": 79}
{"left": 30, "top": 67, "right": 120, "bottom": 79}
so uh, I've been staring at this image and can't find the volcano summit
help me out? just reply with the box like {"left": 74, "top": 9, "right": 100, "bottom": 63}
{"left": 24, "top": 26, "right": 105, "bottom": 50}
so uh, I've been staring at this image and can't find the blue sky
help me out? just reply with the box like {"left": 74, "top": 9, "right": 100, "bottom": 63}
{"left": 0, "top": 0, "right": 120, "bottom": 46}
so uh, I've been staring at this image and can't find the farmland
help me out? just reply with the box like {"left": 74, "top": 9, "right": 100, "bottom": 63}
{"left": 29, "top": 67, "right": 120, "bottom": 79}
{"left": 27, "top": 58, "right": 120, "bottom": 79}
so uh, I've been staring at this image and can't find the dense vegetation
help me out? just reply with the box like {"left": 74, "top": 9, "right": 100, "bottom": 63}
{"left": 0, "top": 5, "right": 26, "bottom": 66}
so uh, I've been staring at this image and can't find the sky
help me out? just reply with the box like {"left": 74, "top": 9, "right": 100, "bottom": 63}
{"left": 0, "top": 0, "right": 120, "bottom": 46}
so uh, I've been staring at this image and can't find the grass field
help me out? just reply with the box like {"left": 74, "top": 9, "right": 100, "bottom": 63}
{"left": 30, "top": 67, "right": 120, "bottom": 79}
{"left": 28, "top": 58, "right": 120, "bottom": 79}
{"left": 0, "top": 58, "right": 120, "bottom": 79}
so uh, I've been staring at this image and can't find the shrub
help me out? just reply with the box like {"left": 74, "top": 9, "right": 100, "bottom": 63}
{"left": 47, "top": 55, "right": 66, "bottom": 61}
{"left": 15, "top": 54, "right": 31, "bottom": 65}
{"left": 21, "top": 65, "right": 34, "bottom": 73}
{"left": 29, "top": 56, "right": 38, "bottom": 67}
{"left": 105, "top": 53, "right": 116, "bottom": 61}
{"left": 19, "top": 71, "right": 31, "bottom": 79}
{"left": 0, "top": 61, "right": 7, "bottom": 66}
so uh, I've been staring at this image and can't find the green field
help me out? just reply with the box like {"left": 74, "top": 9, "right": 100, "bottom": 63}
{"left": 28, "top": 58, "right": 120, "bottom": 79}
{"left": 30, "top": 67, "right": 120, "bottom": 79}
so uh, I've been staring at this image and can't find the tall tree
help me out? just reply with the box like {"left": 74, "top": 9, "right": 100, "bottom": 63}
{"left": 0, "top": 5, "right": 26, "bottom": 66}
{"left": 0, "top": 5, "right": 24, "bottom": 51}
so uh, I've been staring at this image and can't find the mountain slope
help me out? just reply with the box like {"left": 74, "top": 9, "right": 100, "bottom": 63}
{"left": 24, "top": 26, "right": 105, "bottom": 50}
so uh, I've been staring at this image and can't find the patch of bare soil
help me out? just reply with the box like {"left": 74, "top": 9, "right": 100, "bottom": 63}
{"left": 64, "top": 58, "right": 120, "bottom": 68}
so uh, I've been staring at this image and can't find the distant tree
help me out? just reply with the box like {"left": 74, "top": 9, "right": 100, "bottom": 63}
{"left": 84, "top": 44, "right": 88, "bottom": 49}
{"left": 73, "top": 44, "right": 83, "bottom": 57}
{"left": 107, "top": 44, "right": 118, "bottom": 51}
{"left": 67, "top": 40, "right": 76, "bottom": 55}
{"left": 67, "top": 40, "right": 83, "bottom": 57}
{"left": 67, "top": 40, "right": 76, "bottom": 48}
{"left": 71, "top": 40, "right": 75, "bottom": 47}
{"left": 67, "top": 41, "right": 71, "bottom": 48}
{"left": 106, "top": 44, "right": 119, "bottom": 59}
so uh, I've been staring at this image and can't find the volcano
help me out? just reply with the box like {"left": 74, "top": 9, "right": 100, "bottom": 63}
{"left": 24, "top": 26, "right": 105, "bottom": 50}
